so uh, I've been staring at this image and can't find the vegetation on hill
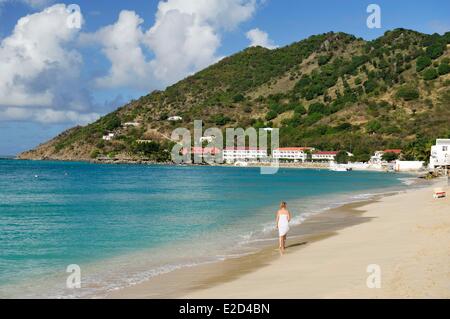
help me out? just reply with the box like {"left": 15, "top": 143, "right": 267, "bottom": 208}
{"left": 19, "top": 29, "right": 450, "bottom": 163}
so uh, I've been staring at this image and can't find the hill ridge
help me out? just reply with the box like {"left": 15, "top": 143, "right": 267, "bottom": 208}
{"left": 19, "top": 28, "right": 450, "bottom": 163}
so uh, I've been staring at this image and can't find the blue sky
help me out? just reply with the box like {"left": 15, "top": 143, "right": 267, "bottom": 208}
{"left": 0, "top": 0, "right": 449, "bottom": 155}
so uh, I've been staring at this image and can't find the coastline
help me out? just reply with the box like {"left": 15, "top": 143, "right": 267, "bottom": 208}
{"left": 108, "top": 179, "right": 449, "bottom": 299}
{"left": 11, "top": 157, "right": 429, "bottom": 176}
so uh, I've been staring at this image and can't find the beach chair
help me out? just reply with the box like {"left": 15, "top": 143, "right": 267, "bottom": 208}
{"left": 433, "top": 188, "right": 446, "bottom": 199}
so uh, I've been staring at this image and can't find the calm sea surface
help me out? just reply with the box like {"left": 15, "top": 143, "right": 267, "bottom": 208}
{"left": 0, "top": 159, "right": 413, "bottom": 298}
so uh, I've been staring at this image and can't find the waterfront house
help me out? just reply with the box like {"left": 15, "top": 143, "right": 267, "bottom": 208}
{"left": 272, "top": 147, "right": 315, "bottom": 162}
{"left": 223, "top": 147, "right": 268, "bottom": 163}
{"left": 311, "top": 151, "right": 338, "bottom": 162}
{"left": 429, "top": 139, "right": 450, "bottom": 170}
{"left": 370, "top": 149, "right": 402, "bottom": 164}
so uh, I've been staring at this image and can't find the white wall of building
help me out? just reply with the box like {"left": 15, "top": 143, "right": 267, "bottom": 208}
{"left": 429, "top": 139, "right": 450, "bottom": 169}
{"left": 223, "top": 148, "right": 268, "bottom": 163}
{"left": 394, "top": 160, "right": 424, "bottom": 172}
{"left": 312, "top": 153, "right": 337, "bottom": 161}
{"left": 272, "top": 149, "right": 307, "bottom": 162}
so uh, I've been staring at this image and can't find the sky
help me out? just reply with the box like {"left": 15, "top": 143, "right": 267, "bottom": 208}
{"left": 0, "top": 0, "right": 449, "bottom": 155}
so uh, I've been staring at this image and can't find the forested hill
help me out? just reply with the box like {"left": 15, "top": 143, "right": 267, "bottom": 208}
{"left": 19, "top": 29, "right": 450, "bottom": 162}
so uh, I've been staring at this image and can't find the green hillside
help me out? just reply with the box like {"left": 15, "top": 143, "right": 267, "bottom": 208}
{"left": 19, "top": 29, "right": 450, "bottom": 163}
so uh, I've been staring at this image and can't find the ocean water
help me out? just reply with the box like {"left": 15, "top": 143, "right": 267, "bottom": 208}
{"left": 0, "top": 159, "right": 413, "bottom": 298}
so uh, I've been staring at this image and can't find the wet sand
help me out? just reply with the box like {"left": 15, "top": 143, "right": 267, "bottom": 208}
{"left": 107, "top": 194, "right": 395, "bottom": 298}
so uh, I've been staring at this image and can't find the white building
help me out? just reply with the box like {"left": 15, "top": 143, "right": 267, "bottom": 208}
{"left": 429, "top": 139, "right": 450, "bottom": 170}
{"left": 272, "top": 147, "right": 315, "bottom": 162}
{"left": 168, "top": 116, "right": 183, "bottom": 121}
{"left": 370, "top": 151, "right": 384, "bottom": 164}
{"left": 123, "top": 122, "right": 140, "bottom": 127}
{"left": 394, "top": 160, "right": 424, "bottom": 172}
{"left": 102, "top": 133, "right": 115, "bottom": 141}
{"left": 370, "top": 149, "right": 402, "bottom": 164}
{"left": 223, "top": 147, "right": 268, "bottom": 163}
{"left": 312, "top": 151, "right": 338, "bottom": 162}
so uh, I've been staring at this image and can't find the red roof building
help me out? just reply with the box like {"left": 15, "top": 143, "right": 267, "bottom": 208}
{"left": 383, "top": 149, "right": 402, "bottom": 154}
{"left": 182, "top": 147, "right": 222, "bottom": 156}
{"left": 274, "top": 147, "right": 315, "bottom": 152}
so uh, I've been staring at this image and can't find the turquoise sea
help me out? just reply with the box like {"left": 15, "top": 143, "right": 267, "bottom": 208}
{"left": 0, "top": 159, "right": 414, "bottom": 298}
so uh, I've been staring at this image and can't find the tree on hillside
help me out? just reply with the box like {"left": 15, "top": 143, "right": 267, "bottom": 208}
{"left": 425, "top": 43, "right": 446, "bottom": 59}
{"left": 336, "top": 151, "right": 349, "bottom": 164}
{"left": 366, "top": 120, "right": 382, "bottom": 134}
{"left": 104, "top": 114, "right": 121, "bottom": 131}
{"left": 308, "top": 102, "right": 327, "bottom": 115}
{"left": 396, "top": 86, "right": 419, "bottom": 101}
{"left": 416, "top": 56, "right": 432, "bottom": 72}
{"left": 294, "top": 104, "right": 307, "bottom": 115}
{"left": 438, "top": 62, "right": 450, "bottom": 75}
{"left": 382, "top": 152, "right": 399, "bottom": 162}
{"left": 233, "top": 94, "right": 245, "bottom": 103}
{"left": 422, "top": 67, "right": 439, "bottom": 81}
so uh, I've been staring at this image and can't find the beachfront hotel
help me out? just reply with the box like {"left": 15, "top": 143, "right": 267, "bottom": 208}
{"left": 311, "top": 151, "right": 339, "bottom": 162}
{"left": 429, "top": 139, "right": 450, "bottom": 170}
{"left": 182, "top": 147, "right": 222, "bottom": 159}
{"left": 272, "top": 147, "right": 315, "bottom": 162}
{"left": 223, "top": 147, "right": 268, "bottom": 163}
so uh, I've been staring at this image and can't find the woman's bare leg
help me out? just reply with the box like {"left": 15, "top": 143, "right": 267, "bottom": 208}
{"left": 283, "top": 235, "right": 287, "bottom": 250}
{"left": 278, "top": 236, "right": 283, "bottom": 251}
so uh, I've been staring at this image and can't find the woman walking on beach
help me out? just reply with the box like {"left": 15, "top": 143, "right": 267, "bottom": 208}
{"left": 276, "top": 202, "right": 291, "bottom": 253}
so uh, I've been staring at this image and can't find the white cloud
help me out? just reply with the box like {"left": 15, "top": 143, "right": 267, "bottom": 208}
{"left": 0, "top": 107, "right": 99, "bottom": 124}
{"left": 146, "top": 0, "right": 257, "bottom": 84}
{"left": 80, "top": 10, "right": 152, "bottom": 89}
{"left": 154, "top": 0, "right": 256, "bottom": 31}
{"left": 0, "top": 4, "right": 99, "bottom": 124}
{"left": 246, "top": 28, "right": 277, "bottom": 49}
{"left": 85, "top": 0, "right": 258, "bottom": 88}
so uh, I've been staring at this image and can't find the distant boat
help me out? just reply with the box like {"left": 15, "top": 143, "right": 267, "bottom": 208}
{"left": 330, "top": 164, "right": 352, "bottom": 172}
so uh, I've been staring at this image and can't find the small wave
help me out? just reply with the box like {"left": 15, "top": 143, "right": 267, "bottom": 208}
{"left": 398, "top": 177, "right": 417, "bottom": 186}
{"left": 351, "top": 193, "right": 376, "bottom": 200}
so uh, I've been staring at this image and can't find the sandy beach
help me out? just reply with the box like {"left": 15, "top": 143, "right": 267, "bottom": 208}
{"left": 109, "top": 178, "right": 450, "bottom": 299}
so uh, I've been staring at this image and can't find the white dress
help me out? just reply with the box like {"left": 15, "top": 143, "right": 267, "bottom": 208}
{"left": 278, "top": 214, "right": 290, "bottom": 237}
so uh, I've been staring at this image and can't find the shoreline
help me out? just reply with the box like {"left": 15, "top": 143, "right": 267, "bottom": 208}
{"left": 107, "top": 197, "right": 385, "bottom": 299}
{"left": 8, "top": 157, "right": 431, "bottom": 176}
{"left": 107, "top": 179, "right": 449, "bottom": 299}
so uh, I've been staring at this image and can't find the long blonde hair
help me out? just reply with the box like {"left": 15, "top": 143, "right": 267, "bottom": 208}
{"left": 280, "top": 201, "right": 287, "bottom": 209}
